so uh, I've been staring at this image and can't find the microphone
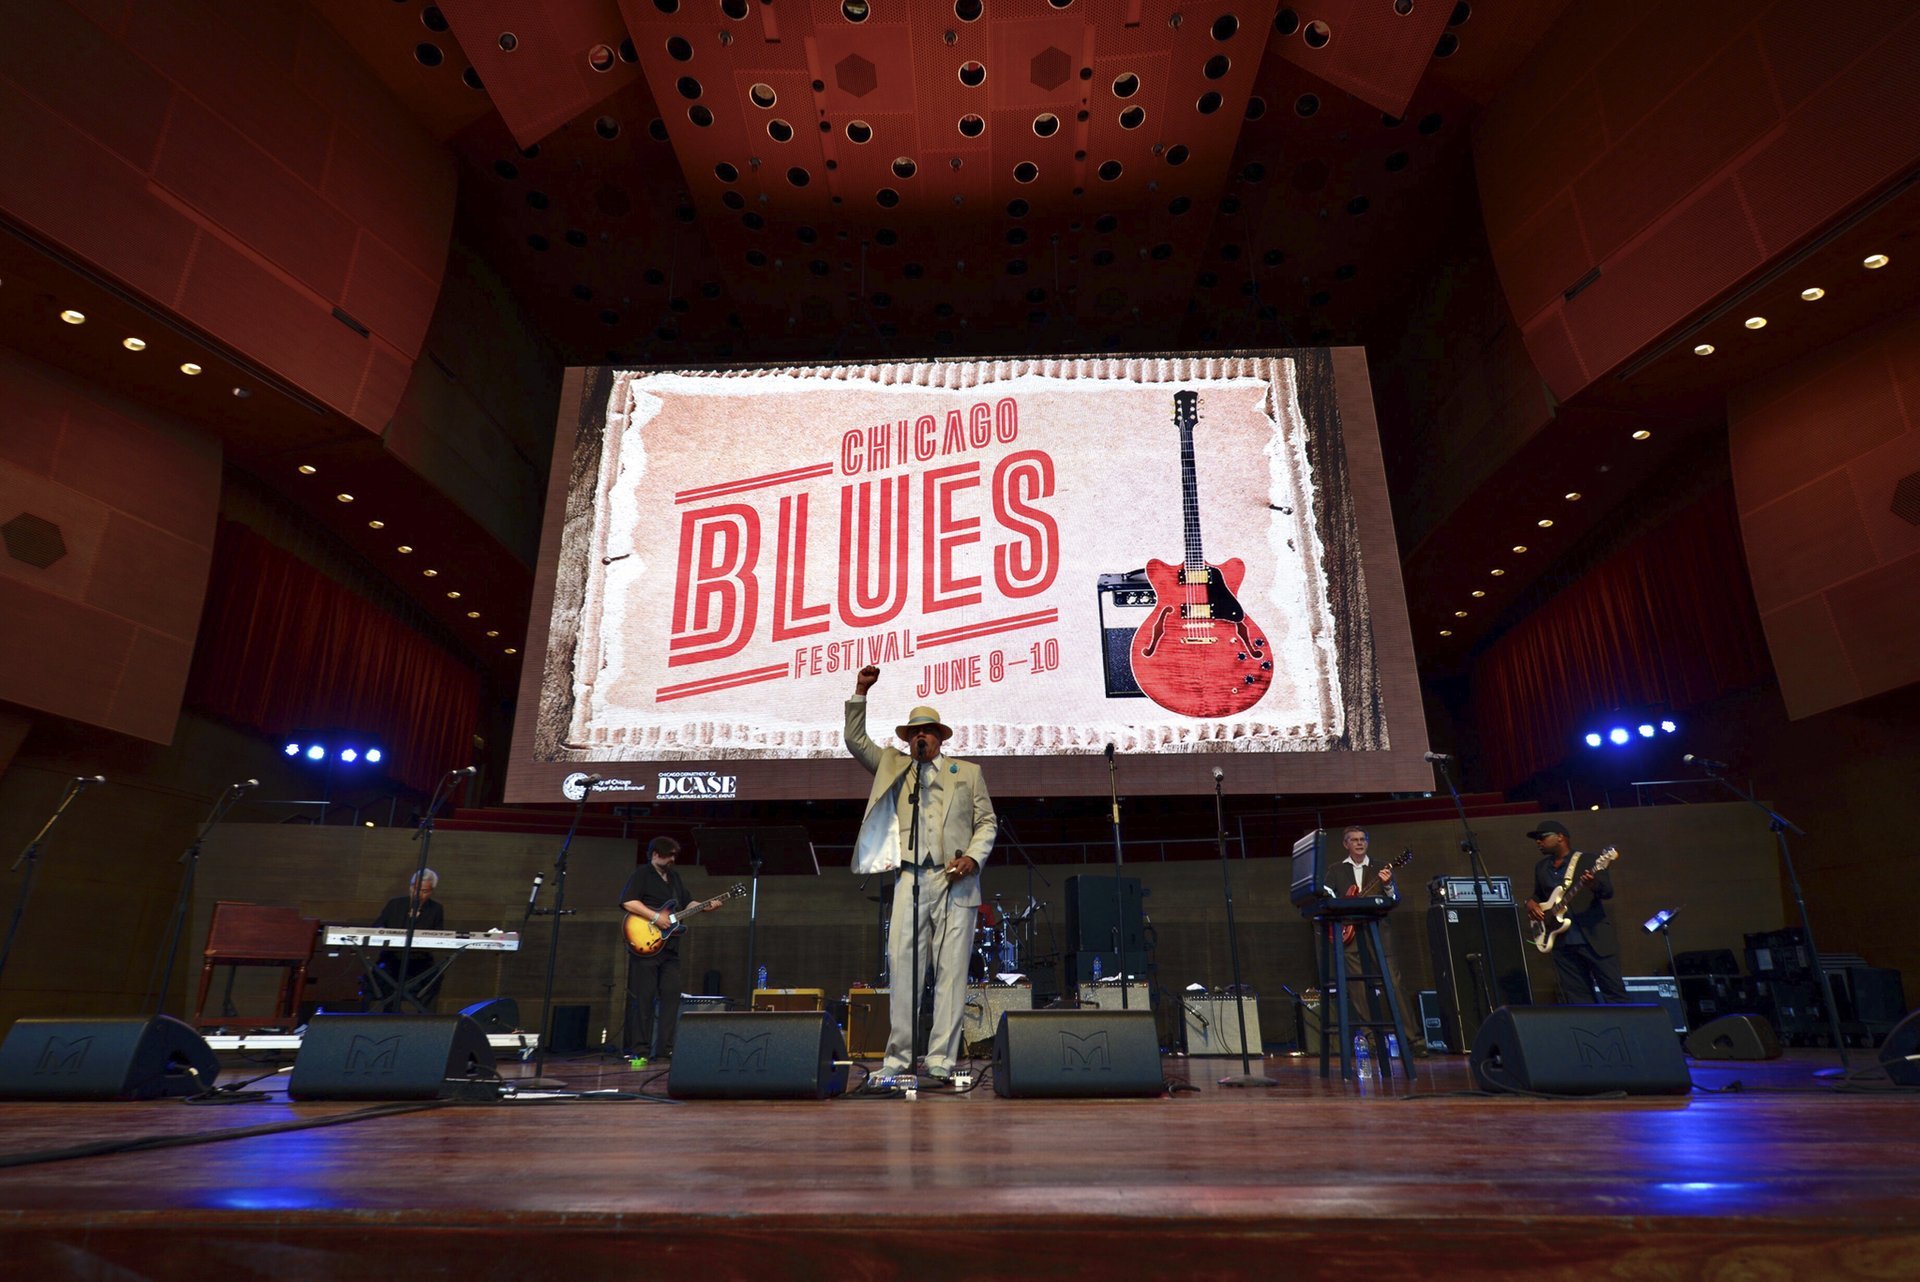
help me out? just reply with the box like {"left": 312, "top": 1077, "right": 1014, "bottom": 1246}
{"left": 73, "top": 774, "right": 107, "bottom": 785}
{"left": 581, "top": 774, "right": 605, "bottom": 790}
{"left": 525, "top": 872, "right": 544, "bottom": 918}
{"left": 1683, "top": 753, "right": 1729, "bottom": 771}
{"left": 1104, "top": 742, "right": 1116, "bottom": 762}
{"left": 1211, "top": 767, "right": 1225, "bottom": 782}
{"left": 233, "top": 778, "right": 259, "bottom": 791}
{"left": 1422, "top": 751, "right": 1453, "bottom": 763}
{"left": 452, "top": 765, "right": 479, "bottom": 776}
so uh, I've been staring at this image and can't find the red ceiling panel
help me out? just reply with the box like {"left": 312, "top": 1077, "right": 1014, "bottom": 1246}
{"left": 0, "top": 579, "right": 133, "bottom": 731}
{"left": 1, "top": 1, "right": 171, "bottom": 172}
{"left": 1474, "top": 80, "right": 1603, "bottom": 249}
{"left": 47, "top": 399, "right": 221, "bottom": 545}
{"left": 353, "top": 339, "right": 419, "bottom": 431}
{"left": 1488, "top": 190, "right": 1589, "bottom": 326}
{"left": 107, "top": 626, "right": 198, "bottom": 743}
{"left": 1827, "top": 549, "right": 1920, "bottom": 697}
{"left": 1758, "top": 595, "right": 1860, "bottom": 721}
{"left": 302, "top": 0, "right": 496, "bottom": 142}
{"left": 341, "top": 229, "right": 442, "bottom": 358}
{"left": 321, "top": 120, "right": 459, "bottom": 289}
{"left": 1739, "top": 470, "right": 1876, "bottom": 615}
{"left": 1268, "top": 0, "right": 1451, "bottom": 118}
{"left": 439, "top": 0, "right": 638, "bottom": 149}
{"left": 85, "top": 513, "right": 212, "bottom": 642}
{"left": 153, "top": 95, "right": 358, "bottom": 302}
{"left": 1730, "top": 344, "right": 1905, "bottom": 515}
{"left": 1587, "top": 0, "right": 1750, "bottom": 140}
{"left": 1848, "top": 428, "right": 1920, "bottom": 567}
{"left": 1420, "top": 0, "right": 1573, "bottom": 107}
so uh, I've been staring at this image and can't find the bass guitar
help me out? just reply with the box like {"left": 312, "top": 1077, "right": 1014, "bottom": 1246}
{"left": 624, "top": 882, "right": 747, "bottom": 956}
{"left": 1330, "top": 849, "right": 1413, "bottom": 945}
{"left": 1529, "top": 848, "right": 1619, "bottom": 953}
{"left": 1129, "top": 390, "right": 1273, "bottom": 718}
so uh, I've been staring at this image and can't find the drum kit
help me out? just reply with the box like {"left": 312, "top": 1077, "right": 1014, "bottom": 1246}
{"left": 970, "top": 893, "right": 1039, "bottom": 981}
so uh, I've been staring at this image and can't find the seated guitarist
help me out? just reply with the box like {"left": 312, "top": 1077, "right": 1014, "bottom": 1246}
{"left": 1334, "top": 827, "right": 1427, "bottom": 1057}
{"left": 619, "top": 836, "right": 727, "bottom": 1061}
{"left": 1523, "top": 820, "right": 1627, "bottom": 1004}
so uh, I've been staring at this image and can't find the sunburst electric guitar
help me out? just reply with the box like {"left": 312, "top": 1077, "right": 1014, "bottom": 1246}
{"left": 1529, "top": 848, "right": 1619, "bottom": 953}
{"left": 1129, "top": 391, "right": 1273, "bottom": 718}
{"left": 624, "top": 882, "right": 747, "bottom": 956}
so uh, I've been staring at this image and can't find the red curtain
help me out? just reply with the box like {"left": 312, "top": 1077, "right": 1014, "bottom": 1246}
{"left": 186, "top": 520, "right": 482, "bottom": 793}
{"left": 1470, "top": 485, "right": 1772, "bottom": 787}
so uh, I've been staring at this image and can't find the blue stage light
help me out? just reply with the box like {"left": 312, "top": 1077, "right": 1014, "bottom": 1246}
{"left": 1637, "top": 724, "right": 1655, "bottom": 738}
{"left": 305, "top": 744, "right": 326, "bottom": 761}
{"left": 365, "top": 748, "right": 383, "bottom": 764}
{"left": 1584, "top": 732, "right": 1602, "bottom": 748}
{"left": 1660, "top": 719, "right": 1677, "bottom": 734}
{"left": 340, "top": 748, "right": 358, "bottom": 763}
{"left": 1608, "top": 728, "right": 1630, "bottom": 745}
{"left": 284, "top": 742, "right": 301, "bottom": 756}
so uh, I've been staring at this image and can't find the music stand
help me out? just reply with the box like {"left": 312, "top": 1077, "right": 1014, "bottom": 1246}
{"left": 692, "top": 826, "right": 819, "bottom": 1009}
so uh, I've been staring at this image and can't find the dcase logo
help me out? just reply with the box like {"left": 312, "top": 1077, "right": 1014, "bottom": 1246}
{"left": 561, "top": 772, "right": 641, "bottom": 801}
{"left": 656, "top": 771, "right": 739, "bottom": 800}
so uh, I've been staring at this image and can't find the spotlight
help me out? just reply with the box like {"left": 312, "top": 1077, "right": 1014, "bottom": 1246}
{"left": 59, "top": 309, "right": 86, "bottom": 325}
{"left": 305, "top": 744, "right": 326, "bottom": 761}
{"left": 340, "top": 748, "right": 359, "bottom": 763}
{"left": 365, "top": 748, "right": 383, "bottom": 764}
{"left": 1660, "top": 719, "right": 1677, "bottom": 734}
{"left": 123, "top": 336, "right": 146, "bottom": 351}
{"left": 1608, "top": 728, "right": 1630, "bottom": 745}
{"left": 1584, "top": 732, "right": 1602, "bottom": 748}
{"left": 1637, "top": 724, "right": 1655, "bottom": 738}
{"left": 284, "top": 742, "right": 301, "bottom": 756}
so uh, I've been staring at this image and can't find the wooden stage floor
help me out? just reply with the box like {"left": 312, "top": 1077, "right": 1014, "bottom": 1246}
{"left": 1, "top": 1049, "right": 1916, "bottom": 1280}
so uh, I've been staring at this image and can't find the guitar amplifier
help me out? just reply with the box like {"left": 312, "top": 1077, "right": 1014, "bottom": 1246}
{"left": 844, "top": 987, "right": 888, "bottom": 1058}
{"left": 1181, "top": 993, "right": 1261, "bottom": 1057}
{"left": 1095, "top": 570, "right": 1154, "bottom": 698}
{"left": 961, "top": 984, "right": 1033, "bottom": 1050}
{"left": 752, "top": 988, "right": 824, "bottom": 1013}
{"left": 1077, "top": 982, "right": 1151, "bottom": 1014}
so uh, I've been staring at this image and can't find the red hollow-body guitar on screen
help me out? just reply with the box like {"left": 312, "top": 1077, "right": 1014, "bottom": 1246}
{"left": 1129, "top": 390, "right": 1273, "bottom": 718}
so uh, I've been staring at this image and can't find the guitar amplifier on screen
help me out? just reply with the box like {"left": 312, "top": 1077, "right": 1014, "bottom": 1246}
{"left": 1095, "top": 570, "right": 1155, "bottom": 698}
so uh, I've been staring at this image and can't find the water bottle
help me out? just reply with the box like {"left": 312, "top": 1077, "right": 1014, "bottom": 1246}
{"left": 756, "top": 964, "right": 768, "bottom": 990}
{"left": 1091, "top": 955, "right": 1103, "bottom": 981}
{"left": 1386, "top": 1032, "right": 1400, "bottom": 1059}
{"left": 1353, "top": 1032, "right": 1370, "bottom": 1062}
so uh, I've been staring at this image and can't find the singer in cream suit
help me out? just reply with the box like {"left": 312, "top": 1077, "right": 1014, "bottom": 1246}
{"left": 845, "top": 664, "right": 997, "bottom": 1082}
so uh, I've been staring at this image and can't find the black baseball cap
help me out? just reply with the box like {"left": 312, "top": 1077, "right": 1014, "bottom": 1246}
{"left": 1526, "top": 820, "right": 1570, "bottom": 840}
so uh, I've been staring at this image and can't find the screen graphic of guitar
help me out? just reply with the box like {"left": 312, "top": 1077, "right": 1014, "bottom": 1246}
{"left": 1129, "top": 391, "right": 1272, "bottom": 718}
{"left": 1329, "top": 849, "right": 1414, "bottom": 945}
{"left": 624, "top": 882, "right": 748, "bottom": 956}
{"left": 1529, "top": 848, "right": 1620, "bottom": 953}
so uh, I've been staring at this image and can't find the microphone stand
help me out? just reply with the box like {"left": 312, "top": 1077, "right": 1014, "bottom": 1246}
{"left": 906, "top": 749, "right": 925, "bottom": 1070}
{"left": 743, "top": 833, "right": 764, "bottom": 1010}
{"left": 1, "top": 777, "right": 98, "bottom": 986}
{"left": 1433, "top": 756, "right": 1500, "bottom": 1032}
{"left": 1104, "top": 746, "right": 1130, "bottom": 1011}
{"left": 990, "top": 816, "right": 1051, "bottom": 978}
{"left": 151, "top": 780, "right": 253, "bottom": 1017}
{"left": 390, "top": 768, "right": 469, "bottom": 1013}
{"left": 525, "top": 779, "right": 594, "bottom": 1089}
{"left": 1212, "top": 770, "right": 1274, "bottom": 1087}
{"left": 1690, "top": 762, "right": 1849, "bottom": 1072}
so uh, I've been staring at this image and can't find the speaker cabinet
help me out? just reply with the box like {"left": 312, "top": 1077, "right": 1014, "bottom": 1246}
{"left": 289, "top": 1014, "right": 499, "bottom": 1101}
{"left": 1878, "top": 1009, "right": 1920, "bottom": 1086}
{"left": 1181, "top": 994, "right": 1261, "bottom": 1057}
{"left": 845, "top": 986, "right": 890, "bottom": 1058}
{"left": 0, "top": 1016, "right": 219, "bottom": 1100}
{"left": 1684, "top": 1014, "right": 1782, "bottom": 1060}
{"left": 669, "top": 1012, "right": 848, "bottom": 1099}
{"left": 1469, "top": 1005, "right": 1691, "bottom": 1096}
{"left": 992, "top": 1010, "right": 1162, "bottom": 1098}
{"left": 1425, "top": 902, "right": 1532, "bottom": 1052}
{"left": 961, "top": 984, "right": 1033, "bottom": 1050}
{"left": 1063, "top": 876, "right": 1143, "bottom": 955}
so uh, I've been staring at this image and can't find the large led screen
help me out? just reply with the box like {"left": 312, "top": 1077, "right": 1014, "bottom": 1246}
{"left": 506, "top": 351, "right": 1429, "bottom": 802}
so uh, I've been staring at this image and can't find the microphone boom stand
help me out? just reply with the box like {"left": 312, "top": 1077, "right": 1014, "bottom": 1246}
{"left": 1692, "top": 763, "right": 1849, "bottom": 1072}
{"left": 1103, "top": 746, "right": 1130, "bottom": 1011}
{"left": 391, "top": 768, "right": 469, "bottom": 1013}
{"left": 1212, "top": 771, "right": 1275, "bottom": 1087}
{"left": 151, "top": 781, "right": 253, "bottom": 1017}
{"left": 1433, "top": 757, "right": 1501, "bottom": 1034}
{"left": 1, "top": 777, "right": 97, "bottom": 986}
{"left": 525, "top": 780, "right": 594, "bottom": 1090}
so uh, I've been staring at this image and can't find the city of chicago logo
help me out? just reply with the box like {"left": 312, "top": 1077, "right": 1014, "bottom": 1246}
{"left": 561, "top": 772, "right": 640, "bottom": 801}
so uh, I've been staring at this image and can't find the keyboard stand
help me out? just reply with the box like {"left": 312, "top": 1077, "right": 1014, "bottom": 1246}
{"left": 1311, "top": 899, "right": 1415, "bottom": 1085}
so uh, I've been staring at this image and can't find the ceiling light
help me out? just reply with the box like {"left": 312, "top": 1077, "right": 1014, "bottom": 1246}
{"left": 1564, "top": 492, "right": 1582, "bottom": 501}
{"left": 1693, "top": 343, "right": 1714, "bottom": 356}
{"left": 59, "top": 309, "right": 85, "bottom": 324}
{"left": 1438, "top": 629, "right": 1453, "bottom": 637}
{"left": 335, "top": 493, "right": 354, "bottom": 503}
{"left": 122, "top": 336, "right": 146, "bottom": 351}
{"left": 368, "top": 520, "right": 385, "bottom": 529}
{"left": 1744, "top": 316, "right": 1766, "bottom": 329}
{"left": 231, "top": 387, "right": 250, "bottom": 399}
{"left": 446, "top": 590, "right": 461, "bottom": 599}
{"left": 1800, "top": 287, "right": 1825, "bottom": 301}
{"left": 1490, "top": 568, "right": 1505, "bottom": 576}
{"left": 1864, "top": 253, "right": 1889, "bottom": 269}
{"left": 423, "top": 568, "right": 439, "bottom": 577}
{"left": 505, "top": 647, "right": 518, "bottom": 655}
{"left": 1471, "top": 590, "right": 1485, "bottom": 598}
{"left": 486, "top": 630, "right": 500, "bottom": 638}
{"left": 1632, "top": 429, "right": 1652, "bottom": 440}
{"left": 179, "top": 362, "right": 202, "bottom": 375}
{"left": 396, "top": 545, "right": 413, "bottom": 554}
{"left": 1537, "top": 518, "right": 1553, "bottom": 528}
{"left": 467, "top": 611, "right": 481, "bottom": 619}
{"left": 1512, "top": 545, "right": 1528, "bottom": 554}
{"left": 1453, "top": 610, "right": 1468, "bottom": 618}
{"left": 297, "top": 464, "right": 317, "bottom": 475}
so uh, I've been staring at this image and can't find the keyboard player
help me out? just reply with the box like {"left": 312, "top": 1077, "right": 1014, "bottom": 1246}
{"left": 372, "top": 867, "right": 446, "bottom": 1009}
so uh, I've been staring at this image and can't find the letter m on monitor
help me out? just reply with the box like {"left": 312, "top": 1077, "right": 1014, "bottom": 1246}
{"left": 720, "top": 1031, "right": 772, "bottom": 1073}
{"left": 35, "top": 1034, "right": 94, "bottom": 1075}
{"left": 1571, "top": 1024, "right": 1633, "bottom": 1069}
{"left": 345, "top": 1034, "right": 404, "bottom": 1075}
{"left": 1056, "top": 1029, "right": 1111, "bottom": 1072}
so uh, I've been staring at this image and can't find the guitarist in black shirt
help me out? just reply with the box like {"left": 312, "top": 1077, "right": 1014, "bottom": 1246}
{"left": 619, "top": 837, "right": 726, "bottom": 1061}
{"left": 1523, "top": 820, "right": 1628, "bottom": 1004}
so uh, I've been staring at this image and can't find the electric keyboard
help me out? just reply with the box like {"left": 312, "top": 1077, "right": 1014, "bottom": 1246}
{"left": 323, "top": 927, "right": 520, "bottom": 952}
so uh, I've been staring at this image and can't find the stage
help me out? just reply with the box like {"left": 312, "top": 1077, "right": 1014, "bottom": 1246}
{"left": 1, "top": 1049, "right": 1916, "bottom": 1280}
